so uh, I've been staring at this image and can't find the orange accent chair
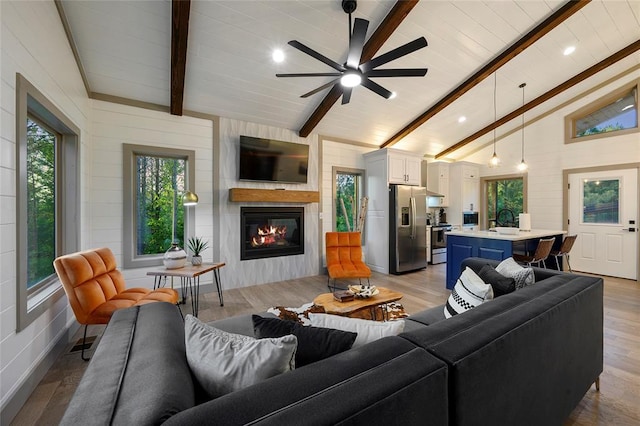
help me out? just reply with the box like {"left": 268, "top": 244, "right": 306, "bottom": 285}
{"left": 53, "top": 247, "right": 179, "bottom": 360}
{"left": 325, "top": 232, "right": 371, "bottom": 291}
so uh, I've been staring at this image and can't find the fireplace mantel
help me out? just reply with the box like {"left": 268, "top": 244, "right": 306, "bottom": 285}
{"left": 229, "top": 188, "right": 319, "bottom": 203}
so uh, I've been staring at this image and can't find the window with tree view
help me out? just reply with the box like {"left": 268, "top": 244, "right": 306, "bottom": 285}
{"left": 123, "top": 144, "right": 195, "bottom": 269}
{"left": 135, "top": 155, "right": 186, "bottom": 254}
{"left": 582, "top": 179, "right": 619, "bottom": 224}
{"left": 26, "top": 118, "right": 56, "bottom": 292}
{"left": 334, "top": 168, "right": 364, "bottom": 232}
{"left": 486, "top": 178, "right": 524, "bottom": 229}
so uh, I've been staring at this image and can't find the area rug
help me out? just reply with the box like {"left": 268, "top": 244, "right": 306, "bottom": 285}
{"left": 267, "top": 301, "right": 408, "bottom": 325}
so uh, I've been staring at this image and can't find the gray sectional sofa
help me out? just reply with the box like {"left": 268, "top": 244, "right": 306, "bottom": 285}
{"left": 61, "top": 258, "right": 603, "bottom": 426}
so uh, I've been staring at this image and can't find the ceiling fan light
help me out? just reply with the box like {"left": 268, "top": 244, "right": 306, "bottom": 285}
{"left": 341, "top": 71, "right": 361, "bottom": 88}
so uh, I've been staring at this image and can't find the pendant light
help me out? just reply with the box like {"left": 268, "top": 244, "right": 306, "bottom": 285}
{"left": 517, "top": 82, "right": 528, "bottom": 171}
{"left": 489, "top": 73, "right": 500, "bottom": 168}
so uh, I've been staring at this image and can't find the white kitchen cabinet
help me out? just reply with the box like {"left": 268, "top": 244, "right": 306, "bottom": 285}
{"left": 388, "top": 151, "right": 421, "bottom": 185}
{"left": 427, "top": 162, "right": 449, "bottom": 207}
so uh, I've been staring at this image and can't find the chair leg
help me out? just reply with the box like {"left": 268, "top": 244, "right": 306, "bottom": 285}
{"left": 555, "top": 255, "right": 561, "bottom": 271}
{"left": 81, "top": 324, "right": 90, "bottom": 362}
{"left": 565, "top": 254, "right": 573, "bottom": 273}
{"left": 595, "top": 376, "right": 600, "bottom": 391}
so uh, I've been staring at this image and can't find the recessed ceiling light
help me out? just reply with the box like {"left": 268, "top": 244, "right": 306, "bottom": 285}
{"left": 458, "top": 116, "right": 466, "bottom": 123}
{"left": 272, "top": 49, "right": 285, "bottom": 63}
{"left": 389, "top": 92, "right": 397, "bottom": 99}
{"left": 621, "top": 104, "right": 634, "bottom": 111}
{"left": 563, "top": 46, "right": 576, "bottom": 56}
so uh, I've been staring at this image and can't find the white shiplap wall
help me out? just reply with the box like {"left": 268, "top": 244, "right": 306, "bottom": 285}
{"left": 217, "top": 118, "right": 320, "bottom": 289}
{"left": 89, "top": 100, "right": 214, "bottom": 287}
{"left": 320, "top": 139, "right": 377, "bottom": 266}
{"left": 0, "top": 0, "right": 90, "bottom": 419}
{"left": 463, "top": 69, "right": 640, "bottom": 231}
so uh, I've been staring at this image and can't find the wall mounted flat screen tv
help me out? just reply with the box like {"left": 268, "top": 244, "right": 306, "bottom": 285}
{"left": 239, "top": 136, "right": 309, "bottom": 184}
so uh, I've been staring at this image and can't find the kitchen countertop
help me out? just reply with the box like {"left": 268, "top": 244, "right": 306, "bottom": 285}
{"left": 446, "top": 229, "right": 566, "bottom": 241}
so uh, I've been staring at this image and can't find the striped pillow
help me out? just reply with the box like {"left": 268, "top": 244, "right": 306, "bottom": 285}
{"left": 444, "top": 267, "right": 494, "bottom": 318}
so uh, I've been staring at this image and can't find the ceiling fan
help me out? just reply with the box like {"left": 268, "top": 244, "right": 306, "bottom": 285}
{"left": 276, "top": 0, "right": 428, "bottom": 105}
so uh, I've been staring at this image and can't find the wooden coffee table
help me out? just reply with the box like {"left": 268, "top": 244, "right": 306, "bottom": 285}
{"left": 313, "top": 287, "right": 403, "bottom": 321}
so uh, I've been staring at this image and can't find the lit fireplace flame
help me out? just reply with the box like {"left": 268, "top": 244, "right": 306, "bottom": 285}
{"left": 251, "top": 225, "right": 287, "bottom": 247}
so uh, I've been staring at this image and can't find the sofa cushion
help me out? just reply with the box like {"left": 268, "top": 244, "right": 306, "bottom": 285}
{"left": 496, "top": 257, "right": 535, "bottom": 289}
{"left": 252, "top": 315, "right": 357, "bottom": 367}
{"left": 477, "top": 264, "right": 516, "bottom": 296}
{"left": 185, "top": 315, "right": 297, "bottom": 398}
{"left": 445, "top": 267, "right": 494, "bottom": 318}
{"left": 308, "top": 313, "right": 405, "bottom": 348}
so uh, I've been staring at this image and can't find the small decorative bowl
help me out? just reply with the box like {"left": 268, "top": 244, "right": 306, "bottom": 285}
{"left": 348, "top": 285, "right": 379, "bottom": 298}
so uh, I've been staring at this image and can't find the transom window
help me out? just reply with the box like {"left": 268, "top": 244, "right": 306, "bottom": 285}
{"left": 566, "top": 81, "right": 638, "bottom": 143}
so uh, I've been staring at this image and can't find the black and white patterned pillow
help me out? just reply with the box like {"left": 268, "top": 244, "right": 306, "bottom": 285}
{"left": 496, "top": 257, "right": 535, "bottom": 289}
{"left": 444, "top": 267, "right": 494, "bottom": 318}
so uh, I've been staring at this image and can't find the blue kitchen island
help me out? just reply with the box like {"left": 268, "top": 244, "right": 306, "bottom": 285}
{"left": 445, "top": 229, "right": 566, "bottom": 289}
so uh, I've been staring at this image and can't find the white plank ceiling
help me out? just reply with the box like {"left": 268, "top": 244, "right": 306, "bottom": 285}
{"left": 60, "top": 0, "right": 640, "bottom": 160}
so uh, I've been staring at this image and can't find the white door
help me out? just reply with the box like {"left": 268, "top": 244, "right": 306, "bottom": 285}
{"left": 568, "top": 168, "right": 638, "bottom": 279}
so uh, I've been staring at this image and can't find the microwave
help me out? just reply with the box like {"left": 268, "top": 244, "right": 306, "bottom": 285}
{"left": 463, "top": 211, "right": 479, "bottom": 226}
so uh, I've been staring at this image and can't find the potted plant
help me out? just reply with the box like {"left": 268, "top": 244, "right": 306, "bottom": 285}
{"left": 187, "top": 236, "right": 209, "bottom": 266}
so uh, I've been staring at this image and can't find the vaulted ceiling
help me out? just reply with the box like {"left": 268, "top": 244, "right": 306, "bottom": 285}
{"left": 59, "top": 0, "right": 640, "bottom": 160}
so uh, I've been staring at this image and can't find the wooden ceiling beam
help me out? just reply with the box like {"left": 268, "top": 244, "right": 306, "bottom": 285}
{"left": 298, "top": 0, "right": 419, "bottom": 138}
{"left": 435, "top": 39, "right": 640, "bottom": 159}
{"left": 170, "top": 0, "right": 191, "bottom": 116}
{"left": 380, "top": 0, "right": 590, "bottom": 149}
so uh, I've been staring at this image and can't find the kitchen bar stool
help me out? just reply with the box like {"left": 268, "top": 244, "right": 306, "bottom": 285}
{"left": 549, "top": 234, "right": 577, "bottom": 272}
{"left": 513, "top": 237, "right": 556, "bottom": 268}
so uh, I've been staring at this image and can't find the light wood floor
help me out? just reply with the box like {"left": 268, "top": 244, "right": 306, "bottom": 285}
{"left": 10, "top": 264, "right": 640, "bottom": 425}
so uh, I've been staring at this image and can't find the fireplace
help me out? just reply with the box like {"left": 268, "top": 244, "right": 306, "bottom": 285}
{"left": 241, "top": 207, "right": 304, "bottom": 260}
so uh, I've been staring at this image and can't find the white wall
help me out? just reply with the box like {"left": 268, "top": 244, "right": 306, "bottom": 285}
{"left": 0, "top": 0, "right": 90, "bottom": 418}
{"left": 89, "top": 100, "right": 214, "bottom": 286}
{"left": 463, "top": 69, "right": 640, "bottom": 230}
{"left": 320, "top": 139, "right": 376, "bottom": 266}
{"left": 217, "top": 118, "right": 320, "bottom": 288}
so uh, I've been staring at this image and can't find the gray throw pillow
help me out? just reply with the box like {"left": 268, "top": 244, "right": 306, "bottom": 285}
{"left": 496, "top": 257, "right": 535, "bottom": 289}
{"left": 184, "top": 315, "right": 297, "bottom": 399}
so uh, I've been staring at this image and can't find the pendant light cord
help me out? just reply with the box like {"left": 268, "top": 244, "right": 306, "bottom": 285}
{"left": 493, "top": 73, "right": 497, "bottom": 153}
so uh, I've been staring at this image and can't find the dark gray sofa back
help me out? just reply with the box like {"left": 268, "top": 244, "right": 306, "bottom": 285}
{"left": 163, "top": 336, "right": 449, "bottom": 425}
{"left": 60, "top": 302, "right": 195, "bottom": 426}
{"left": 401, "top": 258, "right": 603, "bottom": 426}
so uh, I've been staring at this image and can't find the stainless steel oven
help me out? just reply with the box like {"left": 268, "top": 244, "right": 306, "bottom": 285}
{"left": 430, "top": 224, "right": 452, "bottom": 264}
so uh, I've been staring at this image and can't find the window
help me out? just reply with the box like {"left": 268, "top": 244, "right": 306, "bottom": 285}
{"left": 123, "top": 144, "right": 195, "bottom": 269}
{"left": 582, "top": 178, "right": 619, "bottom": 224}
{"left": 332, "top": 167, "right": 365, "bottom": 232}
{"left": 484, "top": 177, "right": 526, "bottom": 229}
{"left": 16, "top": 74, "right": 80, "bottom": 331}
{"left": 566, "top": 81, "right": 638, "bottom": 143}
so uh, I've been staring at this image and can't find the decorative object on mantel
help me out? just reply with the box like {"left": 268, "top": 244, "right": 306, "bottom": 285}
{"left": 517, "top": 82, "right": 529, "bottom": 172}
{"left": 489, "top": 72, "right": 501, "bottom": 168}
{"left": 187, "top": 236, "right": 209, "bottom": 265}
{"left": 229, "top": 188, "right": 319, "bottom": 203}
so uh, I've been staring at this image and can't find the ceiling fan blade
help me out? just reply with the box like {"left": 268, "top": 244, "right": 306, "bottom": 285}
{"left": 361, "top": 37, "right": 428, "bottom": 72}
{"left": 300, "top": 78, "right": 340, "bottom": 98}
{"left": 346, "top": 18, "right": 369, "bottom": 69}
{"left": 288, "top": 40, "right": 346, "bottom": 72}
{"left": 366, "top": 68, "right": 428, "bottom": 78}
{"left": 341, "top": 87, "right": 353, "bottom": 105}
{"left": 361, "top": 78, "right": 393, "bottom": 99}
{"left": 277, "top": 73, "right": 342, "bottom": 78}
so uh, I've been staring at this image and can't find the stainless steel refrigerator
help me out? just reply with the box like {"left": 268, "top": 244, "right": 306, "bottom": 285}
{"left": 389, "top": 185, "right": 428, "bottom": 274}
